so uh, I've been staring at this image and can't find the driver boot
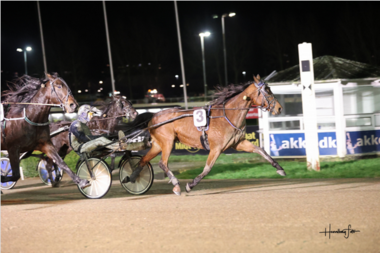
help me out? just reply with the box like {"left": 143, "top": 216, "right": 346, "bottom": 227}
{"left": 118, "top": 131, "right": 129, "bottom": 150}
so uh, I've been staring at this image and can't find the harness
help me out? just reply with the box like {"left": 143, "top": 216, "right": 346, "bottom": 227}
{"left": 1, "top": 77, "right": 73, "bottom": 141}
{"left": 106, "top": 80, "right": 277, "bottom": 150}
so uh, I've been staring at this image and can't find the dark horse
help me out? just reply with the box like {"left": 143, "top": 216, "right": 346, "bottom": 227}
{"left": 1, "top": 74, "right": 90, "bottom": 189}
{"left": 88, "top": 95, "right": 138, "bottom": 135}
{"left": 43, "top": 95, "right": 138, "bottom": 185}
{"left": 129, "top": 75, "right": 286, "bottom": 195}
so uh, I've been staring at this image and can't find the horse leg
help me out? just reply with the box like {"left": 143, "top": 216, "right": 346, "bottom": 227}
{"left": 234, "top": 140, "right": 286, "bottom": 176}
{"left": 44, "top": 157, "right": 61, "bottom": 188}
{"left": 155, "top": 142, "right": 182, "bottom": 195}
{"left": 1, "top": 148, "right": 21, "bottom": 183}
{"left": 42, "top": 157, "right": 56, "bottom": 187}
{"left": 40, "top": 143, "right": 91, "bottom": 189}
{"left": 185, "top": 149, "right": 221, "bottom": 193}
{"left": 122, "top": 141, "right": 162, "bottom": 183}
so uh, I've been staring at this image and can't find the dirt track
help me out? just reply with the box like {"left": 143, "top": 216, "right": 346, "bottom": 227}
{"left": 1, "top": 176, "right": 379, "bottom": 253}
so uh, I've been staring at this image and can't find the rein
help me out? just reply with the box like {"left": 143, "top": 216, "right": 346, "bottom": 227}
{"left": 1, "top": 77, "right": 73, "bottom": 127}
{"left": 1, "top": 101, "right": 62, "bottom": 107}
{"left": 91, "top": 114, "right": 126, "bottom": 121}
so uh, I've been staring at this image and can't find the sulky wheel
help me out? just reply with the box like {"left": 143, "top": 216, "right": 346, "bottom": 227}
{"left": 77, "top": 158, "right": 112, "bottom": 199}
{"left": 37, "top": 158, "right": 63, "bottom": 186}
{"left": 1, "top": 157, "right": 17, "bottom": 190}
{"left": 119, "top": 155, "right": 154, "bottom": 195}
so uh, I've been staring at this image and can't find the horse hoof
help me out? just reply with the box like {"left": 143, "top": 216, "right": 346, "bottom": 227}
{"left": 51, "top": 182, "right": 60, "bottom": 188}
{"left": 121, "top": 176, "right": 130, "bottom": 184}
{"left": 276, "top": 169, "right": 286, "bottom": 176}
{"left": 173, "top": 185, "right": 181, "bottom": 196}
{"left": 79, "top": 180, "right": 91, "bottom": 189}
{"left": 185, "top": 183, "right": 192, "bottom": 193}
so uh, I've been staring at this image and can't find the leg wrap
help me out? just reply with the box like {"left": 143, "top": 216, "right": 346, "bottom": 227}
{"left": 167, "top": 171, "right": 179, "bottom": 186}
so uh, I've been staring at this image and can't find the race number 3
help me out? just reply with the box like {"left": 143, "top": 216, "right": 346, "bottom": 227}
{"left": 193, "top": 109, "right": 207, "bottom": 127}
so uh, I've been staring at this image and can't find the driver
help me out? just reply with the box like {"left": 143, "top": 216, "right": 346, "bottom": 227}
{"left": 69, "top": 104, "right": 129, "bottom": 154}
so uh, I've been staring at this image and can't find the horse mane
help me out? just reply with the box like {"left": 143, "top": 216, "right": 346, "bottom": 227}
{"left": 93, "top": 95, "right": 123, "bottom": 114}
{"left": 210, "top": 81, "right": 253, "bottom": 106}
{"left": 1, "top": 75, "right": 48, "bottom": 113}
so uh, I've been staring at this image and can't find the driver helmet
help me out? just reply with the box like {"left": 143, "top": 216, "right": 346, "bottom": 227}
{"left": 77, "top": 104, "right": 102, "bottom": 123}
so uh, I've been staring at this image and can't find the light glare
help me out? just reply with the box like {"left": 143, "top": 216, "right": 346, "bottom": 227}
{"left": 229, "top": 12, "right": 236, "bottom": 17}
{"left": 16, "top": 48, "right": 23, "bottom": 52}
{"left": 26, "top": 47, "right": 32, "bottom": 51}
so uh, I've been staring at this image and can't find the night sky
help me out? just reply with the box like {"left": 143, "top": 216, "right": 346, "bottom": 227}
{"left": 1, "top": 1, "right": 379, "bottom": 100}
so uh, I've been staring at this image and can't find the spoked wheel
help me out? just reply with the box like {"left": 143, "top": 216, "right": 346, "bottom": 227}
{"left": 1, "top": 157, "right": 17, "bottom": 190}
{"left": 37, "top": 158, "right": 63, "bottom": 186}
{"left": 119, "top": 155, "right": 154, "bottom": 195}
{"left": 77, "top": 158, "right": 112, "bottom": 199}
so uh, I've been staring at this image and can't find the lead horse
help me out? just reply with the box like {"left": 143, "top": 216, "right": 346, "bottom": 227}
{"left": 1, "top": 74, "right": 90, "bottom": 189}
{"left": 130, "top": 75, "right": 286, "bottom": 195}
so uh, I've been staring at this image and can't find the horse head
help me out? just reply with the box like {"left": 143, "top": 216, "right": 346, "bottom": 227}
{"left": 247, "top": 74, "right": 282, "bottom": 115}
{"left": 45, "top": 73, "right": 78, "bottom": 113}
{"left": 115, "top": 95, "right": 138, "bottom": 120}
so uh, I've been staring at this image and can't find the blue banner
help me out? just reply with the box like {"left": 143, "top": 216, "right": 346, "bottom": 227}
{"left": 346, "top": 130, "right": 380, "bottom": 154}
{"left": 269, "top": 132, "right": 337, "bottom": 156}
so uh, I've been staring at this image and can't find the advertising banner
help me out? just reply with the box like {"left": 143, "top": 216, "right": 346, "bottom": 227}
{"left": 246, "top": 108, "right": 258, "bottom": 119}
{"left": 133, "top": 125, "right": 260, "bottom": 156}
{"left": 346, "top": 130, "right": 380, "bottom": 154}
{"left": 269, "top": 132, "right": 337, "bottom": 156}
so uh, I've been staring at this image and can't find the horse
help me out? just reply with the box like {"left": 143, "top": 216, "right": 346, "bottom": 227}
{"left": 88, "top": 95, "right": 138, "bottom": 135}
{"left": 128, "top": 74, "right": 286, "bottom": 195}
{"left": 42, "top": 95, "right": 138, "bottom": 185}
{"left": 1, "top": 73, "right": 90, "bottom": 189}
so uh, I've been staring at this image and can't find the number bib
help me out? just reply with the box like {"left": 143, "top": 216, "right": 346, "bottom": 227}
{"left": 193, "top": 109, "right": 207, "bottom": 127}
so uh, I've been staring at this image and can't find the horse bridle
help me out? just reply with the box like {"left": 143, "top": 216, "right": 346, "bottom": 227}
{"left": 119, "top": 98, "right": 135, "bottom": 119}
{"left": 254, "top": 81, "right": 277, "bottom": 112}
{"left": 48, "top": 77, "right": 74, "bottom": 112}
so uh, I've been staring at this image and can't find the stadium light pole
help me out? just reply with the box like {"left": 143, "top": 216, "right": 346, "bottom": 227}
{"left": 17, "top": 47, "right": 32, "bottom": 75}
{"left": 219, "top": 12, "right": 236, "bottom": 86}
{"left": 37, "top": 1, "right": 47, "bottom": 74}
{"left": 174, "top": 0, "right": 188, "bottom": 109}
{"left": 199, "top": 32, "right": 210, "bottom": 101}
{"left": 102, "top": 1, "right": 116, "bottom": 100}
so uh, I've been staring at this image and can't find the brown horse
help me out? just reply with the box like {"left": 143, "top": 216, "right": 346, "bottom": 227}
{"left": 1, "top": 74, "right": 90, "bottom": 189}
{"left": 128, "top": 75, "right": 285, "bottom": 195}
{"left": 42, "top": 96, "right": 138, "bottom": 185}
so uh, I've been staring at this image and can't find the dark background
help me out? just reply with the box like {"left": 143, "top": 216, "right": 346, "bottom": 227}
{"left": 2, "top": 1, "right": 379, "bottom": 100}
